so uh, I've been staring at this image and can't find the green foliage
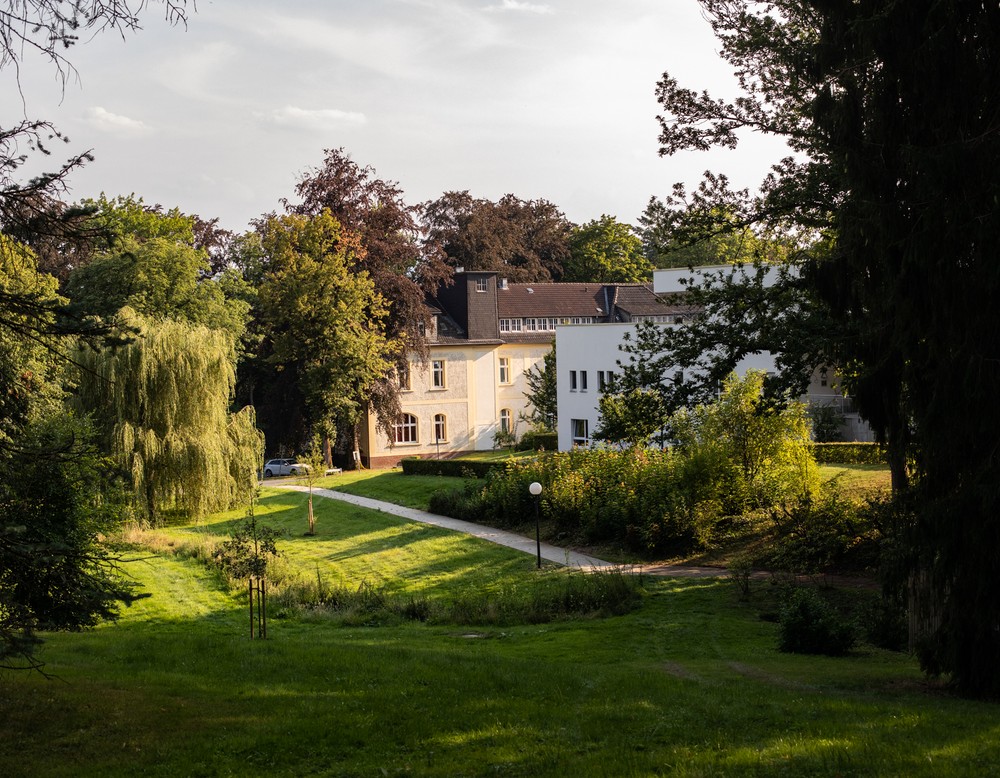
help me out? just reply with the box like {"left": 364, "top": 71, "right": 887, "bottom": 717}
{"left": 564, "top": 214, "right": 651, "bottom": 282}
{"left": 808, "top": 404, "right": 845, "bottom": 443}
{"left": 594, "top": 386, "right": 669, "bottom": 449}
{"left": 73, "top": 310, "right": 264, "bottom": 522}
{"left": 516, "top": 429, "right": 558, "bottom": 451}
{"left": 657, "top": 0, "right": 1000, "bottom": 695}
{"left": 214, "top": 514, "right": 282, "bottom": 582}
{"left": 759, "top": 490, "right": 884, "bottom": 576}
{"left": 272, "top": 566, "right": 642, "bottom": 626}
{"left": 65, "top": 195, "right": 250, "bottom": 346}
{"left": 671, "top": 371, "right": 819, "bottom": 509}
{"left": 403, "top": 457, "right": 500, "bottom": 479}
{"left": 0, "top": 414, "right": 136, "bottom": 669}
{"left": 521, "top": 345, "right": 557, "bottom": 430}
{"left": 778, "top": 587, "right": 857, "bottom": 657}
{"left": 811, "top": 443, "right": 887, "bottom": 465}
{"left": 254, "top": 210, "right": 398, "bottom": 442}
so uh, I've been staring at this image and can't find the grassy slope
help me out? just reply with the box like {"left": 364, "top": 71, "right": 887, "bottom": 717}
{"left": 3, "top": 481, "right": 999, "bottom": 777}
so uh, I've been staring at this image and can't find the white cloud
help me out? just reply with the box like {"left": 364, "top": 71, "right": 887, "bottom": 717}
{"left": 256, "top": 105, "right": 368, "bottom": 131}
{"left": 485, "top": 0, "right": 553, "bottom": 14}
{"left": 83, "top": 106, "right": 151, "bottom": 137}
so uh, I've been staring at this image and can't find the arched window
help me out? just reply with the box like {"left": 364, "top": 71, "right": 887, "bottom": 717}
{"left": 393, "top": 413, "right": 418, "bottom": 444}
{"left": 500, "top": 408, "right": 512, "bottom": 434}
{"left": 434, "top": 414, "right": 447, "bottom": 442}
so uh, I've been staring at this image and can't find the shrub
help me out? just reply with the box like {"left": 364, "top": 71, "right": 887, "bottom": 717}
{"left": 778, "top": 587, "right": 857, "bottom": 656}
{"left": 761, "top": 490, "right": 883, "bottom": 575}
{"left": 517, "top": 430, "right": 558, "bottom": 451}
{"left": 402, "top": 457, "right": 499, "bottom": 478}
{"left": 811, "top": 442, "right": 886, "bottom": 465}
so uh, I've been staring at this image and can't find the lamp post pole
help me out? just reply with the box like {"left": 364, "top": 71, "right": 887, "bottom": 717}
{"left": 529, "top": 481, "right": 543, "bottom": 569}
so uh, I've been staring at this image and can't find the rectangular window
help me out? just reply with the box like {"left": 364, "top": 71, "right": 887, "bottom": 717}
{"left": 524, "top": 318, "right": 537, "bottom": 332}
{"left": 499, "top": 356, "right": 511, "bottom": 384}
{"left": 434, "top": 414, "right": 447, "bottom": 442}
{"left": 432, "top": 360, "right": 446, "bottom": 389}
{"left": 580, "top": 371, "right": 588, "bottom": 391}
{"left": 476, "top": 277, "right": 489, "bottom": 292}
{"left": 597, "top": 371, "right": 606, "bottom": 391}
{"left": 571, "top": 418, "right": 589, "bottom": 446}
{"left": 570, "top": 370, "right": 578, "bottom": 391}
{"left": 499, "top": 319, "right": 522, "bottom": 333}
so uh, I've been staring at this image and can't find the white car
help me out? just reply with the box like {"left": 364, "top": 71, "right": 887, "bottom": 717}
{"left": 262, "top": 458, "right": 310, "bottom": 477}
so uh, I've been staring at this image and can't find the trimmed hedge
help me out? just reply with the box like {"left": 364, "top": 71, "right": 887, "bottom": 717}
{"left": 811, "top": 442, "right": 886, "bottom": 465}
{"left": 401, "top": 458, "right": 501, "bottom": 478}
{"left": 517, "top": 431, "right": 558, "bottom": 452}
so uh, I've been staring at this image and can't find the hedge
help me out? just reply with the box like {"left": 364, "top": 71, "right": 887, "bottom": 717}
{"left": 401, "top": 458, "right": 503, "bottom": 478}
{"left": 516, "top": 431, "right": 558, "bottom": 452}
{"left": 811, "top": 442, "right": 886, "bottom": 465}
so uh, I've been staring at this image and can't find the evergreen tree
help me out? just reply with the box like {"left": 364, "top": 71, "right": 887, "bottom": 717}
{"left": 656, "top": 0, "right": 1000, "bottom": 696}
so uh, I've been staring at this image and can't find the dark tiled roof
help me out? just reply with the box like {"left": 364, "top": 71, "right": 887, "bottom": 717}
{"left": 497, "top": 283, "right": 612, "bottom": 319}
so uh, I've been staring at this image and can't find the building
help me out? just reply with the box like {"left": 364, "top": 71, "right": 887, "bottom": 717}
{"left": 358, "top": 271, "right": 678, "bottom": 467}
{"left": 556, "top": 266, "right": 873, "bottom": 449}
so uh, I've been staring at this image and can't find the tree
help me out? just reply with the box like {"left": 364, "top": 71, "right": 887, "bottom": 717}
{"left": 421, "top": 191, "right": 572, "bottom": 282}
{"left": 655, "top": 1, "right": 1000, "bottom": 696}
{"left": 564, "top": 215, "right": 651, "bottom": 283}
{"left": 0, "top": 0, "right": 191, "bottom": 667}
{"left": 253, "top": 211, "right": 398, "bottom": 462}
{"left": 594, "top": 387, "right": 669, "bottom": 450}
{"left": 73, "top": 310, "right": 263, "bottom": 522}
{"left": 64, "top": 195, "right": 250, "bottom": 347}
{"left": 636, "top": 198, "right": 792, "bottom": 269}
{"left": 285, "top": 148, "right": 450, "bottom": 351}
{"left": 522, "top": 345, "right": 557, "bottom": 430}
{"left": 672, "top": 371, "right": 817, "bottom": 509}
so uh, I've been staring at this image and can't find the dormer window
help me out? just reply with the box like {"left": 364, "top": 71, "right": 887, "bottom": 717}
{"left": 475, "top": 277, "right": 489, "bottom": 293}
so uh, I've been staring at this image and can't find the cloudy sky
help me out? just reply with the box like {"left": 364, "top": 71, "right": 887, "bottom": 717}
{"left": 3, "top": 0, "right": 788, "bottom": 234}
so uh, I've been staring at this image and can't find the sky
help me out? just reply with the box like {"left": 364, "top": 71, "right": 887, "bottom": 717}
{"left": 3, "top": 0, "right": 789, "bottom": 235}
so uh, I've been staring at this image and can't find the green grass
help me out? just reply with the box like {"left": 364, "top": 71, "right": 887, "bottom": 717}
{"left": 3, "top": 481, "right": 999, "bottom": 776}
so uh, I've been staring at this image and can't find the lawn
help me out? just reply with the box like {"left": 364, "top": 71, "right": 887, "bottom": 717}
{"left": 3, "top": 480, "right": 998, "bottom": 777}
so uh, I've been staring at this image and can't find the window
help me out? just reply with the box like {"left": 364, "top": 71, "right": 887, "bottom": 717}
{"left": 580, "top": 371, "right": 588, "bottom": 391}
{"left": 393, "top": 413, "right": 418, "bottom": 444}
{"left": 499, "top": 356, "right": 511, "bottom": 384}
{"left": 417, "top": 320, "right": 426, "bottom": 337}
{"left": 397, "top": 363, "right": 411, "bottom": 391}
{"left": 499, "top": 318, "right": 522, "bottom": 332}
{"left": 432, "top": 360, "right": 446, "bottom": 389}
{"left": 570, "top": 370, "right": 578, "bottom": 391}
{"left": 571, "top": 418, "right": 589, "bottom": 446}
{"left": 434, "top": 414, "right": 447, "bottom": 442}
{"left": 597, "top": 371, "right": 606, "bottom": 391}
{"left": 500, "top": 408, "right": 512, "bottom": 434}
{"left": 524, "top": 318, "right": 537, "bottom": 332}
{"left": 476, "top": 277, "right": 489, "bottom": 292}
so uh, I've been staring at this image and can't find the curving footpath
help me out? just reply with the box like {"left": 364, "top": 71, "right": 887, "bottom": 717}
{"left": 276, "top": 484, "right": 726, "bottom": 579}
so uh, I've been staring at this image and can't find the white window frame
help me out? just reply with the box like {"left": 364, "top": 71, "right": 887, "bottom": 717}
{"left": 499, "top": 356, "right": 511, "bottom": 384}
{"left": 393, "top": 413, "right": 418, "bottom": 445}
{"left": 476, "top": 277, "right": 489, "bottom": 292}
{"left": 432, "top": 360, "right": 446, "bottom": 389}
{"left": 434, "top": 413, "right": 447, "bottom": 442}
{"left": 500, "top": 408, "right": 513, "bottom": 434}
{"left": 571, "top": 418, "right": 590, "bottom": 446}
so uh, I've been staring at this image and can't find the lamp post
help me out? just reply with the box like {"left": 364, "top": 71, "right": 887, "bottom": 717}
{"left": 529, "top": 481, "right": 543, "bottom": 569}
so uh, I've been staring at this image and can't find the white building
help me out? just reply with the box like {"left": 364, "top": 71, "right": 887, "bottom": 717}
{"left": 555, "top": 266, "right": 873, "bottom": 449}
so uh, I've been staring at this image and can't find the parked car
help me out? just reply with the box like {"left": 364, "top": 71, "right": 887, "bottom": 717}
{"left": 262, "top": 458, "right": 311, "bottom": 477}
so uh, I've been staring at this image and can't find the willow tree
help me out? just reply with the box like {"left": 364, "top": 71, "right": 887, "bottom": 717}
{"left": 74, "top": 309, "right": 263, "bottom": 522}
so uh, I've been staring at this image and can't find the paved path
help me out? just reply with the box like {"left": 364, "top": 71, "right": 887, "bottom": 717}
{"left": 276, "top": 484, "right": 727, "bottom": 578}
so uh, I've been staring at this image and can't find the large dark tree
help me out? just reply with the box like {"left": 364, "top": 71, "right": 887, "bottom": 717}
{"left": 421, "top": 190, "right": 571, "bottom": 282}
{"left": 656, "top": 1, "right": 1000, "bottom": 696}
{"left": 285, "top": 148, "right": 450, "bottom": 350}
